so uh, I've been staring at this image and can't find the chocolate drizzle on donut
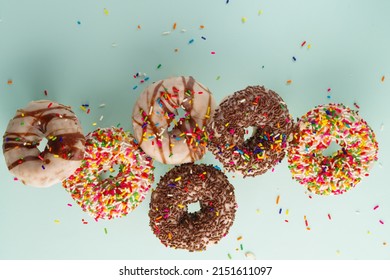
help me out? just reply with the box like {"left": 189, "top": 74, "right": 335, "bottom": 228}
{"left": 132, "top": 76, "right": 215, "bottom": 164}
{"left": 149, "top": 164, "right": 237, "bottom": 251}
{"left": 207, "top": 86, "right": 295, "bottom": 177}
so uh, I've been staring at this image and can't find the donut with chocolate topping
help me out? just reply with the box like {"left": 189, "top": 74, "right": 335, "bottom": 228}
{"left": 2, "top": 100, "right": 85, "bottom": 187}
{"left": 149, "top": 164, "right": 236, "bottom": 251}
{"left": 132, "top": 76, "right": 216, "bottom": 164}
{"left": 207, "top": 86, "right": 295, "bottom": 177}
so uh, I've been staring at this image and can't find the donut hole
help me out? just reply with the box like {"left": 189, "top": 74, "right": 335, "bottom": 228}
{"left": 168, "top": 106, "right": 188, "bottom": 132}
{"left": 37, "top": 138, "right": 48, "bottom": 153}
{"left": 187, "top": 201, "right": 201, "bottom": 213}
{"left": 99, "top": 163, "right": 121, "bottom": 180}
{"left": 244, "top": 127, "right": 255, "bottom": 141}
{"left": 322, "top": 141, "right": 342, "bottom": 157}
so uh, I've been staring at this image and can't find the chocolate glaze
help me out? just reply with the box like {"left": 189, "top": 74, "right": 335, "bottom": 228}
{"left": 149, "top": 164, "right": 236, "bottom": 251}
{"left": 207, "top": 86, "right": 295, "bottom": 177}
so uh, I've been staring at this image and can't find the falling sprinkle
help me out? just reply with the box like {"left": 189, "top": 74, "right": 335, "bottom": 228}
{"left": 100, "top": 115, "right": 104, "bottom": 121}
{"left": 201, "top": 36, "right": 206, "bottom": 40}
{"left": 77, "top": 21, "right": 81, "bottom": 25}
{"left": 328, "top": 213, "right": 332, "bottom": 220}
{"left": 327, "top": 88, "right": 331, "bottom": 92}
{"left": 226, "top": 0, "right": 229, "bottom": 4}
{"left": 199, "top": 25, "right": 205, "bottom": 29}
{"left": 137, "top": 25, "right": 141, "bottom": 29}
{"left": 103, "top": 8, "right": 109, "bottom": 15}
{"left": 353, "top": 102, "right": 360, "bottom": 109}
{"left": 286, "top": 80, "right": 292, "bottom": 84}
{"left": 7, "top": 79, "right": 13, "bottom": 85}
{"left": 241, "top": 17, "right": 247, "bottom": 23}
{"left": 278, "top": 208, "right": 282, "bottom": 214}
{"left": 381, "top": 75, "right": 385, "bottom": 82}
{"left": 336, "top": 250, "right": 341, "bottom": 255}
{"left": 373, "top": 205, "right": 379, "bottom": 210}
{"left": 180, "top": 29, "right": 187, "bottom": 32}
{"left": 237, "top": 236, "right": 242, "bottom": 241}
{"left": 41, "top": 165, "right": 45, "bottom": 170}
{"left": 189, "top": 39, "right": 194, "bottom": 44}
{"left": 240, "top": 244, "right": 243, "bottom": 250}
{"left": 276, "top": 195, "right": 280, "bottom": 205}
{"left": 67, "top": 203, "right": 72, "bottom": 207}
{"left": 367, "top": 230, "right": 371, "bottom": 234}
{"left": 256, "top": 209, "right": 261, "bottom": 214}
{"left": 104, "top": 228, "right": 108, "bottom": 234}
{"left": 307, "top": 44, "right": 312, "bottom": 49}
{"left": 292, "top": 56, "right": 297, "bottom": 61}
{"left": 384, "top": 242, "right": 387, "bottom": 246}
{"left": 54, "top": 220, "right": 60, "bottom": 224}
{"left": 133, "top": 85, "right": 138, "bottom": 90}
{"left": 172, "top": 22, "right": 177, "bottom": 30}
{"left": 162, "top": 31, "right": 171, "bottom": 35}
{"left": 380, "top": 123, "right": 384, "bottom": 131}
{"left": 211, "top": 51, "right": 216, "bottom": 55}
{"left": 355, "top": 210, "right": 360, "bottom": 214}
{"left": 44, "top": 90, "right": 48, "bottom": 96}
{"left": 99, "top": 103, "right": 106, "bottom": 108}
{"left": 245, "top": 251, "right": 256, "bottom": 260}
{"left": 258, "top": 10, "right": 263, "bottom": 15}
{"left": 301, "top": 41, "right": 307, "bottom": 47}
{"left": 157, "top": 64, "right": 162, "bottom": 69}
{"left": 227, "top": 253, "right": 232, "bottom": 259}
{"left": 379, "top": 220, "right": 384, "bottom": 225}
{"left": 216, "top": 76, "right": 221, "bottom": 80}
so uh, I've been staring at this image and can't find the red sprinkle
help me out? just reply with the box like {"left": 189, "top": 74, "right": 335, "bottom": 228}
{"left": 301, "top": 41, "right": 306, "bottom": 47}
{"left": 328, "top": 214, "right": 332, "bottom": 220}
{"left": 353, "top": 102, "right": 360, "bottom": 109}
{"left": 48, "top": 102, "right": 53, "bottom": 108}
{"left": 379, "top": 220, "right": 384, "bottom": 225}
{"left": 373, "top": 205, "right": 379, "bottom": 210}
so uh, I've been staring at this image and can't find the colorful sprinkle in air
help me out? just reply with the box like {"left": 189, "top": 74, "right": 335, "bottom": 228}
{"left": 286, "top": 80, "right": 292, "bottom": 84}
{"left": 227, "top": 253, "right": 232, "bottom": 259}
{"left": 301, "top": 41, "right": 307, "bottom": 47}
{"left": 276, "top": 195, "right": 280, "bottom": 205}
{"left": 67, "top": 203, "right": 72, "bottom": 207}
{"left": 104, "top": 228, "right": 108, "bottom": 234}
{"left": 381, "top": 75, "right": 385, "bottom": 82}
{"left": 103, "top": 8, "right": 109, "bottom": 15}
{"left": 44, "top": 90, "right": 48, "bottom": 96}
{"left": 241, "top": 17, "right": 247, "bottom": 23}
{"left": 292, "top": 56, "right": 297, "bottom": 61}
{"left": 379, "top": 220, "right": 384, "bottom": 225}
{"left": 328, "top": 213, "right": 332, "bottom": 220}
{"left": 157, "top": 64, "right": 162, "bottom": 69}
{"left": 7, "top": 79, "right": 13, "bottom": 85}
{"left": 189, "top": 39, "right": 194, "bottom": 44}
{"left": 373, "top": 205, "right": 379, "bottom": 210}
{"left": 54, "top": 219, "right": 60, "bottom": 224}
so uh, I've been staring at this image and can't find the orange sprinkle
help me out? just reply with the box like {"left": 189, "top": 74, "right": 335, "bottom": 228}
{"left": 237, "top": 236, "right": 243, "bottom": 241}
{"left": 137, "top": 25, "right": 141, "bottom": 29}
{"left": 381, "top": 75, "right": 385, "bottom": 82}
{"left": 276, "top": 195, "right": 280, "bottom": 205}
{"left": 200, "top": 25, "right": 205, "bottom": 29}
{"left": 286, "top": 80, "right": 292, "bottom": 84}
{"left": 7, "top": 79, "right": 13, "bottom": 85}
{"left": 173, "top": 22, "right": 177, "bottom": 30}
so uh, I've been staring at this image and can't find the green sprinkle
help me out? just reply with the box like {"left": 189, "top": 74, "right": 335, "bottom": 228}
{"left": 228, "top": 253, "right": 232, "bottom": 259}
{"left": 240, "top": 244, "right": 243, "bottom": 250}
{"left": 216, "top": 76, "right": 221, "bottom": 80}
{"left": 104, "top": 228, "right": 108, "bottom": 234}
{"left": 157, "top": 64, "right": 162, "bottom": 69}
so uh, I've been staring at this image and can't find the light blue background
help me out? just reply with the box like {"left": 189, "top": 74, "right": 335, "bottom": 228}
{"left": 0, "top": 0, "right": 389, "bottom": 259}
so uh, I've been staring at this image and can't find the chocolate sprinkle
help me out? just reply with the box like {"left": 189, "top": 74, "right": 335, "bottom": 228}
{"left": 149, "top": 163, "right": 237, "bottom": 251}
{"left": 207, "top": 86, "right": 295, "bottom": 177}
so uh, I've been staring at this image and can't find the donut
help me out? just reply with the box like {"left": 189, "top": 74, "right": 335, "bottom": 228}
{"left": 2, "top": 100, "right": 85, "bottom": 187}
{"left": 149, "top": 163, "right": 236, "bottom": 251}
{"left": 132, "top": 76, "right": 216, "bottom": 164}
{"left": 207, "top": 85, "right": 295, "bottom": 177}
{"left": 287, "top": 103, "right": 379, "bottom": 195}
{"left": 62, "top": 127, "right": 154, "bottom": 220}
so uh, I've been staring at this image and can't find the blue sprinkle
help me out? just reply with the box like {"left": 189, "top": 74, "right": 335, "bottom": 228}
{"left": 292, "top": 56, "right": 297, "bottom": 61}
{"left": 189, "top": 39, "right": 194, "bottom": 44}
{"left": 144, "top": 77, "right": 150, "bottom": 81}
{"left": 213, "top": 165, "right": 221, "bottom": 171}
{"left": 133, "top": 85, "right": 138, "bottom": 90}
{"left": 279, "top": 208, "right": 282, "bottom": 214}
{"left": 327, "top": 95, "right": 331, "bottom": 99}
{"left": 201, "top": 36, "right": 206, "bottom": 40}
{"left": 77, "top": 21, "right": 81, "bottom": 25}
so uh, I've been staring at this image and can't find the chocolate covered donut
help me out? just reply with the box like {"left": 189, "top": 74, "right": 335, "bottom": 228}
{"left": 207, "top": 86, "right": 295, "bottom": 177}
{"left": 149, "top": 163, "right": 236, "bottom": 251}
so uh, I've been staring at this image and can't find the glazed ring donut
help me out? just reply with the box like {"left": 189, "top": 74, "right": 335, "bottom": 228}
{"left": 2, "top": 100, "right": 85, "bottom": 187}
{"left": 287, "top": 103, "right": 379, "bottom": 195}
{"left": 149, "top": 163, "right": 236, "bottom": 251}
{"left": 207, "top": 86, "right": 295, "bottom": 177}
{"left": 132, "top": 76, "right": 216, "bottom": 164}
{"left": 63, "top": 127, "right": 154, "bottom": 220}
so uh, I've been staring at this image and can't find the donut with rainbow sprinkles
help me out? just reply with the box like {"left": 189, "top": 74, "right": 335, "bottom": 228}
{"left": 287, "top": 103, "right": 378, "bottom": 195}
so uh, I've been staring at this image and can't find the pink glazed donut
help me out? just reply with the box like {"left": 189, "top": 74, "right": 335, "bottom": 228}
{"left": 132, "top": 76, "right": 216, "bottom": 164}
{"left": 2, "top": 100, "right": 85, "bottom": 187}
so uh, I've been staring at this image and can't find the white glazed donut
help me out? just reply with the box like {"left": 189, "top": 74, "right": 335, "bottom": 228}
{"left": 132, "top": 76, "right": 216, "bottom": 164}
{"left": 2, "top": 100, "right": 85, "bottom": 187}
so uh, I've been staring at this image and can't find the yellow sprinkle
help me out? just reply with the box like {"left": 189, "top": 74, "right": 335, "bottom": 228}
{"left": 178, "top": 204, "right": 185, "bottom": 208}
{"left": 104, "top": 8, "right": 109, "bottom": 15}
{"left": 286, "top": 209, "right": 289, "bottom": 215}
{"left": 225, "top": 123, "right": 229, "bottom": 127}
{"left": 241, "top": 17, "right": 247, "bottom": 23}
{"left": 307, "top": 44, "right": 311, "bottom": 49}
{"left": 54, "top": 219, "right": 60, "bottom": 224}
{"left": 92, "top": 122, "right": 97, "bottom": 126}
{"left": 80, "top": 106, "right": 86, "bottom": 112}
{"left": 258, "top": 10, "right": 263, "bottom": 15}
{"left": 174, "top": 176, "right": 181, "bottom": 181}
{"left": 216, "top": 211, "right": 219, "bottom": 216}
